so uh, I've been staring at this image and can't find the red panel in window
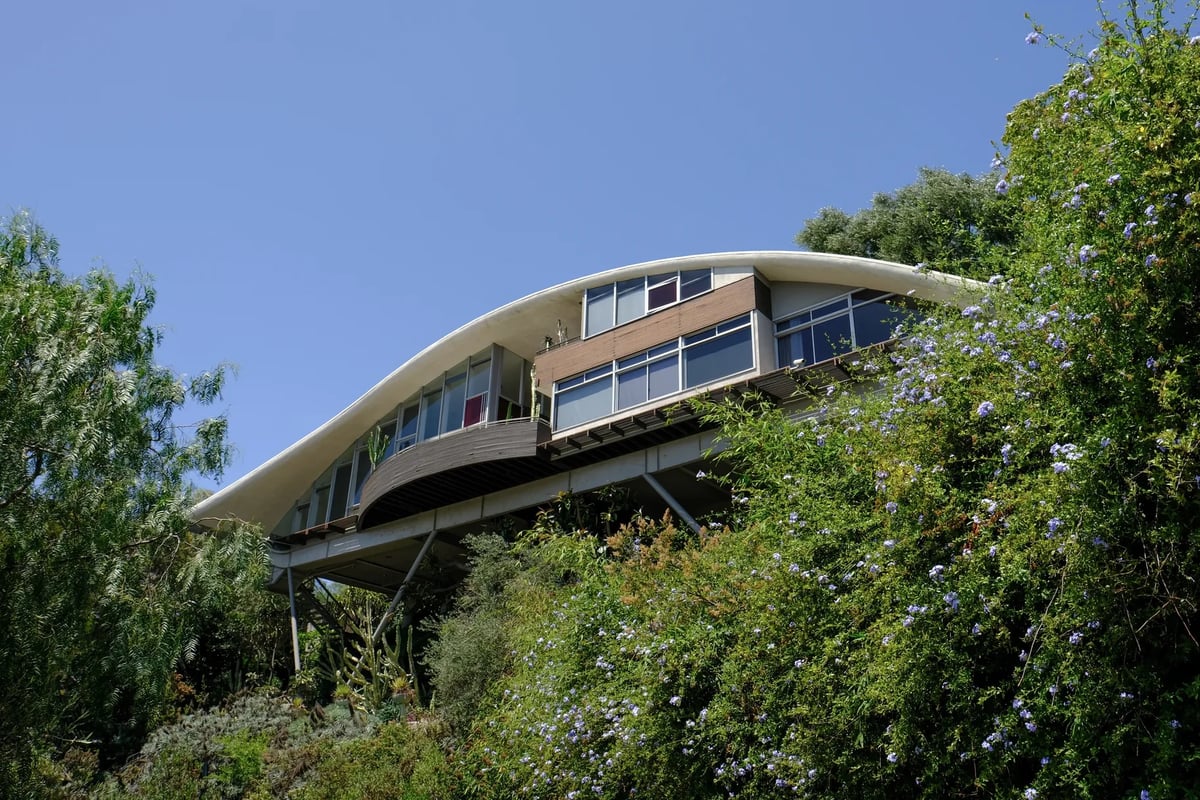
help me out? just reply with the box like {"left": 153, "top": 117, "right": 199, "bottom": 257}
{"left": 463, "top": 394, "right": 485, "bottom": 427}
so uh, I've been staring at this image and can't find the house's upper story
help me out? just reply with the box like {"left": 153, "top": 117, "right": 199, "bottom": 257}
{"left": 191, "top": 251, "right": 979, "bottom": 591}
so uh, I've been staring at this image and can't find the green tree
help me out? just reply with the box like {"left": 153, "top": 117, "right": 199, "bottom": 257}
{"left": 797, "top": 167, "right": 1018, "bottom": 279}
{"left": 0, "top": 213, "right": 273, "bottom": 791}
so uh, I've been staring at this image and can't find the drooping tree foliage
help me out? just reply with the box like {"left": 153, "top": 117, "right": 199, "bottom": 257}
{"left": 0, "top": 213, "right": 285, "bottom": 791}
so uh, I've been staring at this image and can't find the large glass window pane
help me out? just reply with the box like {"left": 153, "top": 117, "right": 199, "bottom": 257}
{"left": 679, "top": 269, "right": 711, "bottom": 300}
{"left": 555, "top": 379, "right": 613, "bottom": 429}
{"left": 616, "top": 278, "right": 644, "bottom": 325}
{"left": 648, "top": 355, "right": 679, "bottom": 399}
{"left": 617, "top": 367, "right": 648, "bottom": 410}
{"left": 585, "top": 285, "right": 615, "bottom": 337}
{"left": 443, "top": 373, "right": 467, "bottom": 433}
{"left": 330, "top": 463, "right": 352, "bottom": 521}
{"left": 420, "top": 390, "right": 442, "bottom": 441}
{"left": 294, "top": 503, "right": 310, "bottom": 531}
{"left": 811, "top": 314, "right": 854, "bottom": 362}
{"left": 853, "top": 299, "right": 912, "bottom": 346}
{"left": 684, "top": 327, "right": 753, "bottom": 388}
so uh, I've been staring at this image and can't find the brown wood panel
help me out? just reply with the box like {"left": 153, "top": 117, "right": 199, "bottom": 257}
{"left": 358, "top": 420, "right": 546, "bottom": 527}
{"left": 535, "top": 276, "right": 763, "bottom": 386}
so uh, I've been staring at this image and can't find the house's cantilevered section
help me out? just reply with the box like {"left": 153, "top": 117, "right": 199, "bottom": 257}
{"left": 192, "top": 252, "right": 981, "bottom": 604}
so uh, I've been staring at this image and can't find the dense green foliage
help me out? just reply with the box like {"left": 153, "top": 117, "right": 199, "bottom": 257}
{"left": 0, "top": 214, "right": 288, "bottom": 794}
{"left": 27, "top": 4, "right": 1200, "bottom": 797}
{"left": 796, "top": 167, "right": 1018, "bottom": 280}
{"left": 448, "top": 6, "right": 1200, "bottom": 797}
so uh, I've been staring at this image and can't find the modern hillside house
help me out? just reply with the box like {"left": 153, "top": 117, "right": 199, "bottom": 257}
{"left": 192, "top": 252, "right": 979, "bottom": 639}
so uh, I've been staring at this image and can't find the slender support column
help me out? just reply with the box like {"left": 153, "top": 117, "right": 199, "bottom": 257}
{"left": 372, "top": 530, "right": 438, "bottom": 643}
{"left": 287, "top": 567, "right": 301, "bottom": 672}
{"left": 642, "top": 472, "right": 702, "bottom": 534}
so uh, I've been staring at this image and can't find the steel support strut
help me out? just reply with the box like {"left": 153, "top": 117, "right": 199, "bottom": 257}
{"left": 371, "top": 530, "right": 438, "bottom": 643}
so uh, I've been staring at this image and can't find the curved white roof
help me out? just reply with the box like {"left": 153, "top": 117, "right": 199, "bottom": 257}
{"left": 192, "top": 251, "right": 983, "bottom": 529}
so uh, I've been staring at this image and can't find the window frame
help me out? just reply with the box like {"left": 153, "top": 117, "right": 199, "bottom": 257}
{"left": 774, "top": 289, "right": 913, "bottom": 368}
{"left": 553, "top": 312, "right": 755, "bottom": 431}
{"left": 580, "top": 268, "right": 714, "bottom": 339}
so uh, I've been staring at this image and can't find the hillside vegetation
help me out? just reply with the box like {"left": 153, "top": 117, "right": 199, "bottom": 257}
{"left": 16, "top": 3, "right": 1200, "bottom": 798}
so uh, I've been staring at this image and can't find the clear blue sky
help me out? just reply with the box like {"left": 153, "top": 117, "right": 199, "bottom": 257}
{"left": 5, "top": 2, "right": 1107, "bottom": 488}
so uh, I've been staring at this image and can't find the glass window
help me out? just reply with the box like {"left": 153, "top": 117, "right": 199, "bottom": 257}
{"left": 443, "top": 372, "right": 467, "bottom": 433}
{"left": 679, "top": 269, "right": 711, "bottom": 300}
{"left": 647, "top": 276, "right": 678, "bottom": 310}
{"left": 554, "top": 312, "right": 754, "bottom": 430}
{"left": 294, "top": 503, "right": 310, "bottom": 532}
{"left": 398, "top": 404, "right": 419, "bottom": 445}
{"left": 467, "top": 361, "right": 490, "bottom": 396}
{"left": 853, "top": 299, "right": 913, "bottom": 346}
{"left": 464, "top": 394, "right": 486, "bottom": 426}
{"left": 500, "top": 349, "right": 526, "bottom": 406}
{"left": 585, "top": 284, "right": 615, "bottom": 337}
{"left": 778, "top": 328, "right": 811, "bottom": 367}
{"left": 352, "top": 449, "right": 372, "bottom": 505}
{"left": 309, "top": 486, "right": 330, "bottom": 527}
{"left": 648, "top": 354, "right": 678, "bottom": 399}
{"left": 777, "top": 312, "right": 810, "bottom": 332}
{"left": 555, "top": 378, "right": 613, "bottom": 429}
{"left": 330, "top": 463, "right": 352, "bottom": 521}
{"left": 616, "top": 278, "right": 644, "bottom": 325}
{"left": 812, "top": 298, "right": 850, "bottom": 319}
{"left": 420, "top": 389, "right": 442, "bottom": 441}
{"left": 852, "top": 288, "right": 888, "bottom": 303}
{"left": 684, "top": 326, "right": 753, "bottom": 388}
{"left": 617, "top": 367, "right": 648, "bottom": 410}
{"left": 379, "top": 421, "right": 397, "bottom": 460}
{"left": 583, "top": 269, "right": 714, "bottom": 336}
{"left": 811, "top": 314, "right": 854, "bottom": 362}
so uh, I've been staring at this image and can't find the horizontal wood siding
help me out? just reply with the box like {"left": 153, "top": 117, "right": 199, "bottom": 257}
{"left": 358, "top": 420, "right": 543, "bottom": 525}
{"left": 535, "top": 276, "right": 763, "bottom": 386}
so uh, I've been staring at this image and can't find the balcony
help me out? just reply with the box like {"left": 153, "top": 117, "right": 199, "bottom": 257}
{"left": 357, "top": 417, "right": 556, "bottom": 529}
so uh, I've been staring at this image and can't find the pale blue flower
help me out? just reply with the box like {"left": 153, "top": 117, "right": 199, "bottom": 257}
{"left": 977, "top": 401, "right": 995, "bottom": 418}
{"left": 1025, "top": 31, "right": 1043, "bottom": 44}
